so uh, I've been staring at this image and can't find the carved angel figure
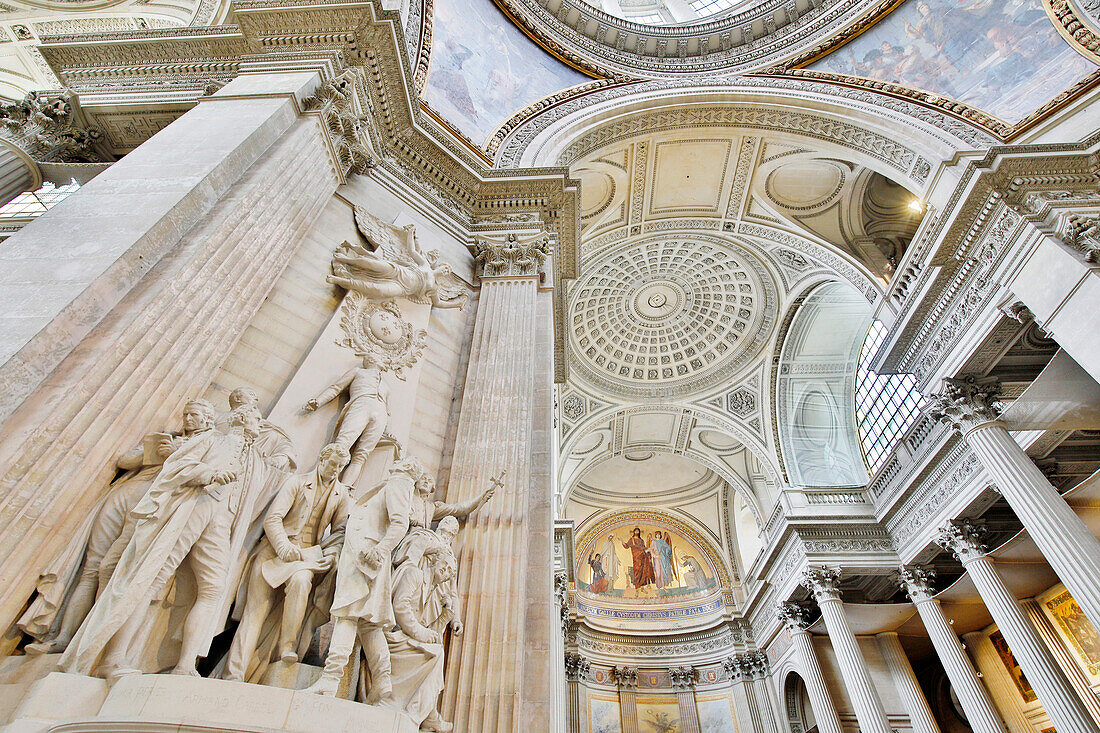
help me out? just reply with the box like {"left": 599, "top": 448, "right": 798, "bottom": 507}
{"left": 326, "top": 207, "right": 467, "bottom": 310}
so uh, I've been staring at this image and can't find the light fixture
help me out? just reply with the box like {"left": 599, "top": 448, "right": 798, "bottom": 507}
{"left": 908, "top": 198, "right": 925, "bottom": 213}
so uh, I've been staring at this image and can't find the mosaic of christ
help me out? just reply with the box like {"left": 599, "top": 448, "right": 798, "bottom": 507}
{"left": 579, "top": 524, "right": 716, "bottom": 600}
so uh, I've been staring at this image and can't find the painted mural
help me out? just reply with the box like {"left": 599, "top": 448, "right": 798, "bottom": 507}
{"left": 422, "top": 0, "right": 588, "bottom": 146}
{"left": 579, "top": 523, "right": 717, "bottom": 600}
{"left": 1045, "top": 589, "right": 1100, "bottom": 676}
{"left": 636, "top": 697, "right": 682, "bottom": 733}
{"left": 697, "top": 696, "right": 738, "bottom": 733}
{"left": 590, "top": 696, "right": 622, "bottom": 733}
{"left": 990, "top": 629, "right": 1037, "bottom": 703}
{"left": 808, "top": 0, "right": 1098, "bottom": 124}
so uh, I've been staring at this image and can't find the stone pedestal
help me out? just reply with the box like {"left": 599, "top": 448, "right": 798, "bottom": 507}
{"left": 2, "top": 672, "right": 416, "bottom": 733}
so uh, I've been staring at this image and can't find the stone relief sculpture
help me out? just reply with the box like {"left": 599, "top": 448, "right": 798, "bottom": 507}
{"left": 60, "top": 404, "right": 274, "bottom": 678}
{"left": 327, "top": 206, "right": 468, "bottom": 310}
{"left": 217, "top": 387, "right": 298, "bottom": 471}
{"left": 304, "top": 298, "right": 426, "bottom": 480}
{"left": 18, "top": 401, "right": 209, "bottom": 654}
{"left": 305, "top": 456, "right": 421, "bottom": 699}
{"left": 383, "top": 521, "right": 460, "bottom": 732}
{"left": 224, "top": 442, "right": 351, "bottom": 682}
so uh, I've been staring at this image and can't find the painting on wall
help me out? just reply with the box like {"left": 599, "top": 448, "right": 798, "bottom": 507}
{"left": 697, "top": 695, "right": 738, "bottom": 733}
{"left": 1045, "top": 589, "right": 1100, "bottom": 676}
{"left": 990, "top": 629, "right": 1037, "bottom": 703}
{"left": 578, "top": 522, "right": 717, "bottom": 600}
{"left": 636, "top": 697, "right": 682, "bottom": 733}
{"left": 422, "top": 0, "right": 589, "bottom": 146}
{"left": 808, "top": 0, "right": 1098, "bottom": 124}
{"left": 590, "top": 696, "right": 622, "bottom": 733}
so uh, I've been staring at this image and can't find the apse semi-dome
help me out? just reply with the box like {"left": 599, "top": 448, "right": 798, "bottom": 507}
{"left": 568, "top": 234, "right": 777, "bottom": 398}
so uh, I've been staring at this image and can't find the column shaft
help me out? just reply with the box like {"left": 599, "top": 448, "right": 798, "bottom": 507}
{"left": 969, "top": 422, "right": 1100, "bottom": 633}
{"left": 441, "top": 275, "right": 544, "bottom": 732}
{"left": 1023, "top": 599, "right": 1100, "bottom": 724}
{"left": 912, "top": 598, "right": 1006, "bottom": 733}
{"left": 963, "top": 554, "right": 1098, "bottom": 733}
{"left": 965, "top": 631, "right": 1037, "bottom": 733}
{"left": 620, "top": 687, "right": 639, "bottom": 733}
{"left": 877, "top": 631, "right": 942, "bottom": 733}
{"left": 676, "top": 689, "right": 702, "bottom": 733}
{"left": 751, "top": 675, "right": 782, "bottom": 733}
{"left": 789, "top": 630, "right": 844, "bottom": 733}
{"left": 817, "top": 597, "right": 893, "bottom": 732}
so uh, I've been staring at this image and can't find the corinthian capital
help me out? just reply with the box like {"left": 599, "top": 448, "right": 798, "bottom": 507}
{"left": 801, "top": 566, "right": 843, "bottom": 603}
{"left": 0, "top": 89, "right": 106, "bottom": 163}
{"left": 776, "top": 602, "right": 811, "bottom": 632}
{"left": 936, "top": 519, "right": 989, "bottom": 564}
{"left": 897, "top": 565, "right": 937, "bottom": 602}
{"left": 613, "top": 665, "right": 638, "bottom": 689}
{"left": 668, "top": 666, "right": 695, "bottom": 689}
{"left": 926, "top": 376, "right": 1002, "bottom": 434}
{"left": 475, "top": 232, "right": 551, "bottom": 282}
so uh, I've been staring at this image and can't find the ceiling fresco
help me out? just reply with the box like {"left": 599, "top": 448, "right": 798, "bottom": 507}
{"left": 422, "top": 0, "right": 588, "bottom": 145}
{"left": 808, "top": 0, "right": 1098, "bottom": 124}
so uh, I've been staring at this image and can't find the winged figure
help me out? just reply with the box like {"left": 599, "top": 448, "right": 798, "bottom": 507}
{"left": 327, "top": 206, "right": 468, "bottom": 310}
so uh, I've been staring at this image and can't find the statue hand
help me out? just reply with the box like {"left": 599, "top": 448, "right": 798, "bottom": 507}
{"left": 480, "top": 487, "right": 495, "bottom": 504}
{"left": 156, "top": 437, "right": 176, "bottom": 459}
{"left": 360, "top": 547, "right": 385, "bottom": 569}
{"left": 278, "top": 544, "right": 302, "bottom": 563}
{"left": 302, "top": 398, "right": 319, "bottom": 413}
{"left": 450, "top": 619, "right": 463, "bottom": 636}
{"left": 319, "top": 553, "right": 336, "bottom": 571}
{"left": 412, "top": 628, "right": 441, "bottom": 644}
{"left": 212, "top": 470, "right": 237, "bottom": 485}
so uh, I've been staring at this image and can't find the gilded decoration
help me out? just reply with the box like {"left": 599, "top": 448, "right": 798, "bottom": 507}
{"left": 574, "top": 510, "right": 732, "bottom": 623}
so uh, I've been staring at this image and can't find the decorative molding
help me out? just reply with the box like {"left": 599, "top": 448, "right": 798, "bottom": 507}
{"left": 474, "top": 231, "right": 552, "bottom": 281}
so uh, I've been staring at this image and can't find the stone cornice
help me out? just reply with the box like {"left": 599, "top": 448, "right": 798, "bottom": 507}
{"left": 36, "top": 0, "right": 582, "bottom": 381}
{"left": 873, "top": 135, "right": 1100, "bottom": 381}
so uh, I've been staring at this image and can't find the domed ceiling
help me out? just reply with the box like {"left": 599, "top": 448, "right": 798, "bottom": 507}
{"left": 568, "top": 234, "right": 777, "bottom": 398}
{"left": 578, "top": 0, "right": 753, "bottom": 25}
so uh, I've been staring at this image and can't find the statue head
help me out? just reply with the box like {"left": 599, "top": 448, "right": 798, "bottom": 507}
{"left": 228, "top": 386, "right": 260, "bottom": 410}
{"left": 228, "top": 404, "right": 262, "bottom": 438}
{"left": 182, "top": 399, "right": 216, "bottom": 434}
{"left": 392, "top": 455, "right": 427, "bottom": 481}
{"left": 437, "top": 515, "right": 459, "bottom": 544}
{"left": 318, "top": 443, "right": 351, "bottom": 483}
{"left": 415, "top": 470, "right": 436, "bottom": 497}
{"left": 433, "top": 555, "right": 457, "bottom": 584}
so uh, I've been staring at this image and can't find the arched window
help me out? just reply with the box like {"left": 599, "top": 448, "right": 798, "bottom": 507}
{"left": 855, "top": 320, "right": 923, "bottom": 472}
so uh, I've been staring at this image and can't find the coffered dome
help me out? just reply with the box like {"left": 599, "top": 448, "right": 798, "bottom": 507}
{"left": 568, "top": 234, "right": 777, "bottom": 398}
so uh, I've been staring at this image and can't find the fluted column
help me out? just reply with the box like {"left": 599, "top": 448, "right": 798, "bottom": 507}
{"left": 802, "top": 567, "right": 893, "bottom": 733}
{"left": 746, "top": 652, "right": 782, "bottom": 733}
{"left": 564, "top": 653, "right": 590, "bottom": 733}
{"left": 898, "top": 566, "right": 1007, "bottom": 733}
{"left": 778, "top": 603, "right": 844, "bottom": 733}
{"left": 877, "top": 631, "right": 942, "bottom": 733}
{"left": 1023, "top": 598, "right": 1100, "bottom": 724}
{"left": 615, "top": 666, "right": 640, "bottom": 733}
{"left": 938, "top": 521, "right": 1100, "bottom": 733}
{"left": 929, "top": 377, "right": 1100, "bottom": 632}
{"left": 670, "top": 667, "right": 701, "bottom": 733}
{"left": 442, "top": 232, "right": 553, "bottom": 731}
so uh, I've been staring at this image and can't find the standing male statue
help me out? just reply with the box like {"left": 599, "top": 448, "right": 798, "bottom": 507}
{"left": 224, "top": 443, "right": 351, "bottom": 682}
{"left": 305, "top": 456, "right": 421, "bottom": 699}
{"left": 218, "top": 386, "right": 298, "bottom": 471}
{"left": 303, "top": 355, "right": 389, "bottom": 480}
{"left": 60, "top": 404, "right": 263, "bottom": 678}
{"left": 18, "top": 401, "right": 211, "bottom": 654}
